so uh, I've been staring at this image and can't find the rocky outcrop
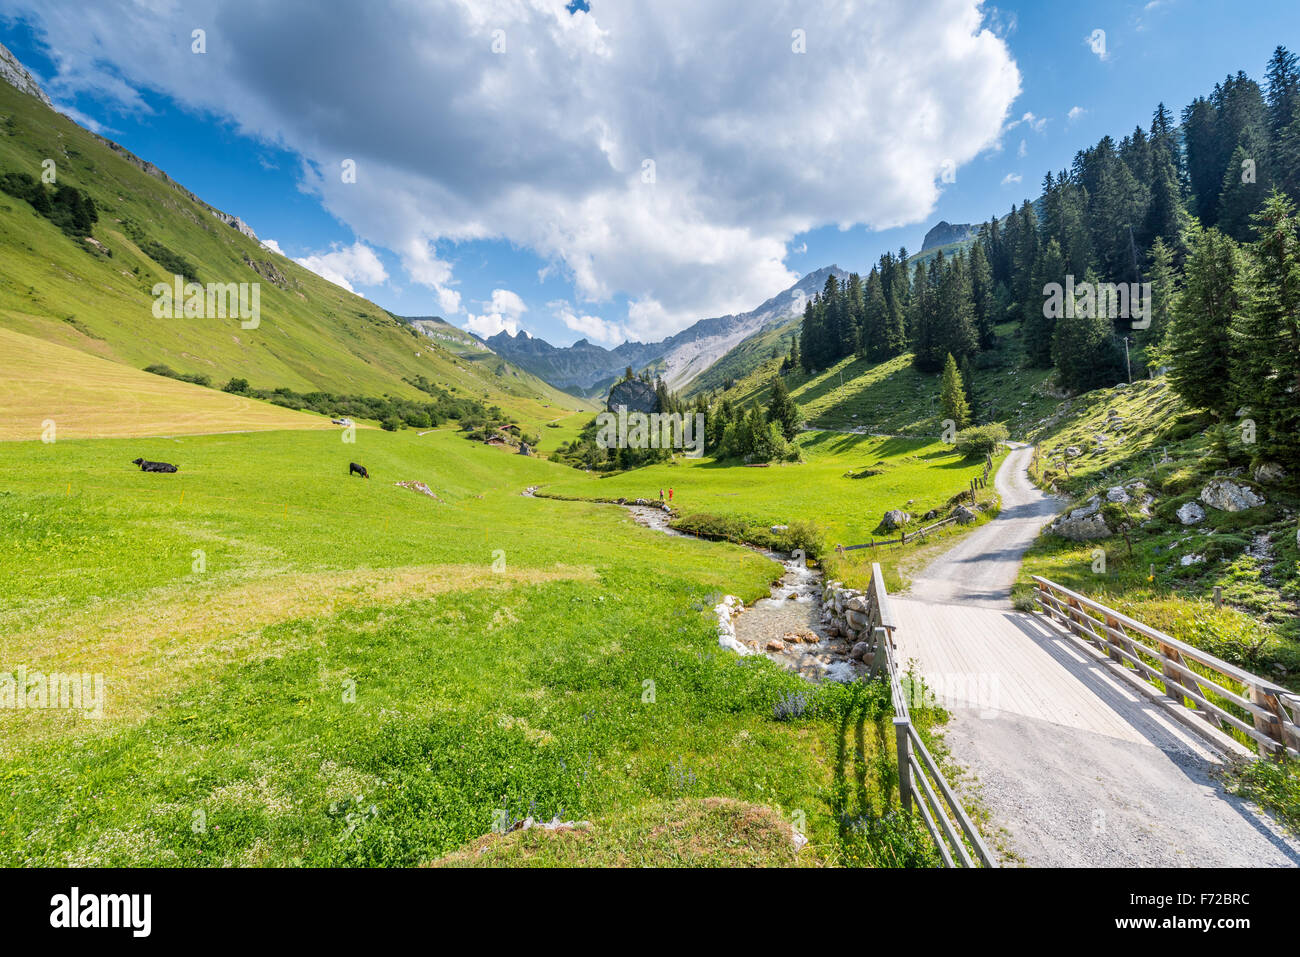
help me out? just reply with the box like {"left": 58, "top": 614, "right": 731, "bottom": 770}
{"left": 920, "top": 221, "right": 976, "bottom": 252}
{"left": 606, "top": 377, "right": 659, "bottom": 414}
{"left": 0, "top": 42, "right": 53, "bottom": 107}
{"left": 1199, "top": 479, "right": 1265, "bottom": 512}
{"left": 1176, "top": 501, "right": 1206, "bottom": 526}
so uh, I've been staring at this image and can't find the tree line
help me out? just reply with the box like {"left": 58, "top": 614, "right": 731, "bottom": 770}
{"left": 795, "top": 45, "right": 1300, "bottom": 436}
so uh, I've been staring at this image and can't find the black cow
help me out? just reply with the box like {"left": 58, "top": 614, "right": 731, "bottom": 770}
{"left": 349, "top": 462, "right": 369, "bottom": 479}
{"left": 132, "top": 457, "right": 178, "bottom": 473}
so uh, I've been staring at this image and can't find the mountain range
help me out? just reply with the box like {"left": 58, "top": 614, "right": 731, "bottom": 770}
{"left": 486, "top": 265, "right": 845, "bottom": 396}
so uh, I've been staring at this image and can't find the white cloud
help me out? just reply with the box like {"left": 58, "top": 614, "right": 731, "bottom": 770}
{"left": 13, "top": 0, "right": 1022, "bottom": 343}
{"left": 463, "top": 288, "right": 527, "bottom": 339}
{"left": 294, "top": 242, "right": 388, "bottom": 293}
{"left": 261, "top": 237, "right": 285, "bottom": 256}
{"left": 550, "top": 301, "right": 627, "bottom": 345}
{"left": 1009, "top": 111, "right": 1047, "bottom": 134}
{"left": 1017, "top": 139, "right": 1027, "bottom": 158}
{"left": 1001, "top": 172, "right": 1023, "bottom": 186}
{"left": 1068, "top": 106, "right": 1086, "bottom": 123}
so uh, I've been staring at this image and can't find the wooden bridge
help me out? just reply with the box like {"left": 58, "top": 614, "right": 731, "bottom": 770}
{"left": 863, "top": 444, "right": 1300, "bottom": 867}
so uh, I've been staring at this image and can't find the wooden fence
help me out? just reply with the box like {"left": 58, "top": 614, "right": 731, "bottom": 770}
{"left": 1032, "top": 576, "right": 1300, "bottom": 758}
{"left": 863, "top": 563, "right": 997, "bottom": 867}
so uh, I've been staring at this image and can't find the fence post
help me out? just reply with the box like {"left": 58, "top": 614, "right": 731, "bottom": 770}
{"left": 894, "top": 717, "right": 913, "bottom": 812}
{"left": 1250, "top": 685, "right": 1287, "bottom": 758}
{"left": 1213, "top": 586, "right": 1222, "bottom": 608}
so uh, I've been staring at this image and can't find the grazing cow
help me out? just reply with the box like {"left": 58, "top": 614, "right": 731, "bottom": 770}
{"left": 132, "top": 457, "right": 178, "bottom": 473}
{"left": 349, "top": 462, "right": 369, "bottom": 479}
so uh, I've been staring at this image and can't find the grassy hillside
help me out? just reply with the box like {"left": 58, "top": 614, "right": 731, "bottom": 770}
{"left": 0, "top": 325, "right": 339, "bottom": 440}
{"left": 0, "top": 82, "right": 588, "bottom": 434}
{"left": 716, "top": 320, "right": 1058, "bottom": 439}
{"left": 1014, "top": 377, "right": 1300, "bottom": 673}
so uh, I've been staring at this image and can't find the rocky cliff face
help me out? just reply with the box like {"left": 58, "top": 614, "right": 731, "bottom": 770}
{"left": 0, "top": 42, "right": 53, "bottom": 107}
{"left": 606, "top": 378, "right": 659, "bottom": 414}
{"left": 920, "top": 221, "right": 976, "bottom": 252}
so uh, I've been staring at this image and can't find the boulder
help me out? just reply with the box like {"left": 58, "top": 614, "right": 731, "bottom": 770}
{"left": 953, "top": 505, "right": 977, "bottom": 525}
{"left": 1105, "top": 486, "right": 1130, "bottom": 504}
{"left": 849, "top": 641, "right": 870, "bottom": 661}
{"left": 769, "top": 524, "right": 789, "bottom": 534}
{"left": 1049, "top": 496, "right": 1112, "bottom": 541}
{"left": 1065, "top": 446, "right": 1082, "bottom": 458}
{"left": 1176, "top": 502, "right": 1206, "bottom": 526}
{"left": 1254, "top": 462, "right": 1289, "bottom": 486}
{"left": 882, "top": 509, "right": 911, "bottom": 530}
{"left": 1180, "top": 553, "right": 1205, "bottom": 566}
{"left": 1199, "top": 479, "right": 1266, "bottom": 512}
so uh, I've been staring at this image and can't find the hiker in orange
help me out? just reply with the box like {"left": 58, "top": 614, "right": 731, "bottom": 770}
{"left": 668, "top": 487, "right": 674, "bottom": 503}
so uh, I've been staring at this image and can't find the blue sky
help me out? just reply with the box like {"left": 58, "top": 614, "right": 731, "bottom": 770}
{"left": 1, "top": 0, "right": 1296, "bottom": 347}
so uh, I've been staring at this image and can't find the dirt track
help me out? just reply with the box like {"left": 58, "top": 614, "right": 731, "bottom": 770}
{"left": 894, "top": 446, "right": 1300, "bottom": 867}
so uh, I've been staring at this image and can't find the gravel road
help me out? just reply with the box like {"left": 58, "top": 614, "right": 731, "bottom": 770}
{"left": 894, "top": 445, "right": 1300, "bottom": 867}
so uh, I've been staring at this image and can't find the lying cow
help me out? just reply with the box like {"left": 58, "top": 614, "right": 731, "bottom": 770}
{"left": 132, "top": 457, "right": 178, "bottom": 473}
{"left": 349, "top": 462, "right": 369, "bottom": 479}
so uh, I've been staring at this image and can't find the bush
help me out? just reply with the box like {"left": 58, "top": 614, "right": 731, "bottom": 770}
{"left": 381, "top": 417, "right": 401, "bottom": 432}
{"left": 772, "top": 691, "right": 808, "bottom": 721}
{"left": 223, "top": 377, "right": 250, "bottom": 394}
{"left": 954, "top": 422, "right": 1008, "bottom": 458}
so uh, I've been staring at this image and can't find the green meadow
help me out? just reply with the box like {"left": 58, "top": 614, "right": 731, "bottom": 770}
{"left": 0, "top": 426, "right": 954, "bottom": 866}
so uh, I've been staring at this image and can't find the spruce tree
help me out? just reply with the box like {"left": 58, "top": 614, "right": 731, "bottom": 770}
{"left": 939, "top": 353, "right": 970, "bottom": 429}
{"left": 1052, "top": 269, "right": 1126, "bottom": 393}
{"left": 767, "top": 376, "right": 801, "bottom": 441}
{"left": 1230, "top": 191, "right": 1300, "bottom": 467}
{"left": 1026, "top": 239, "right": 1065, "bottom": 367}
{"left": 1144, "top": 237, "right": 1178, "bottom": 347}
{"left": 1167, "top": 225, "right": 1242, "bottom": 416}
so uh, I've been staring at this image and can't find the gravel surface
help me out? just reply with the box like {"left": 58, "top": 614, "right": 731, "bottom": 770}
{"left": 895, "top": 446, "right": 1300, "bottom": 867}
{"left": 905, "top": 442, "right": 1060, "bottom": 608}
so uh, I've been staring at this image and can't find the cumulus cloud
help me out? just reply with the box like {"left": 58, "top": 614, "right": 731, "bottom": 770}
{"left": 294, "top": 242, "right": 387, "bottom": 292}
{"left": 1001, "top": 172, "right": 1022, "bottom": 186}
{"left": 550, "top": 300, "right": 627, "bottom": 346}
{"left": 464, "top": 288, "right": 527, "bottom": 338}
{"left": 10, "top": 0, "right": 1022, "bottom": 342}
{"left": 1068, "top": 106, "right": 1086, "bottom": 123}
{"left": 261, "top": 237, "right": 285, "bottom": 255}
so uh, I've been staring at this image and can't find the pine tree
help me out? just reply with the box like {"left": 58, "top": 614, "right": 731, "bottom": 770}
{"left": 1230, "top": 191, "right": 1300, "bottom": 467}
{"left": 1052, "top": 269, "right": 1126, "bottom": 393}
{"left": 969, "top": 239, "right": 996, "bottom": 349}
{"left": 959, "top": 354, "right": 979, "bottom": 422}
{"left": 1026, "top": 239, "right": 1065, "bottom": 367}
{"left": 1144, "top": 237, "right": 1178, "bottom": 347}
{"left": 1167, "top": 225, "right": 1242, "bottom": 416}
{"left": 939, "top": 353, "right": 970, "bottom": 429}
{"left": 767, "top": 376, "right": 801, "bottom": 440}
{"left": 1217, "top": 142, "right": 1267, "bottom": 241}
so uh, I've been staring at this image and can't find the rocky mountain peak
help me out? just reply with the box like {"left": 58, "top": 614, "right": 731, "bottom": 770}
{"left": 0, "top": 42, "right": 53, "bottom": 108}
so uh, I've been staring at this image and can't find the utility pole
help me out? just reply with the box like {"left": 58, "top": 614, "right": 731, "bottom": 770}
{"left": 1122, "top": 336, "right": 1132, "bottom": 384}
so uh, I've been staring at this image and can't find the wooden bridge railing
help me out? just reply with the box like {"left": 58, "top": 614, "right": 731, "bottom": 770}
{"left": 1032, "top": 576, "right": 1300, "bottom": 758}
{"left": 865, "top": 563, "right": 997, "bottom": 868}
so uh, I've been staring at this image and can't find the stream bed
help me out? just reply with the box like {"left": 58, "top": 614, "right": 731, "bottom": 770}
{"left": 624, "top": 504, "right": 863, "bottom": 682}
